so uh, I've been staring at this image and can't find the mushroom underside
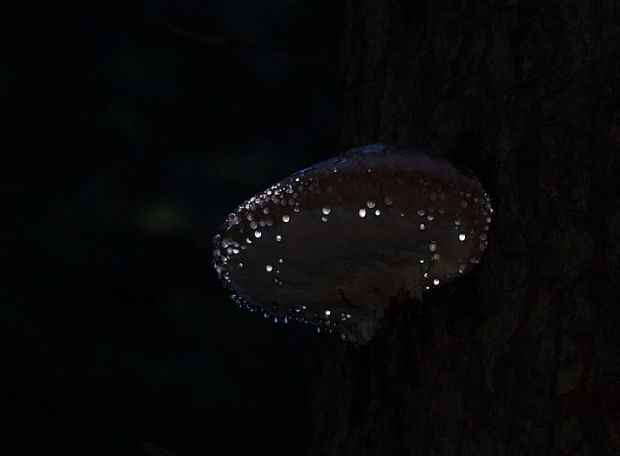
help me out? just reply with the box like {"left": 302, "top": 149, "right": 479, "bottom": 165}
{"left": 224, "top": 209, "right": 480, "bottom": 343}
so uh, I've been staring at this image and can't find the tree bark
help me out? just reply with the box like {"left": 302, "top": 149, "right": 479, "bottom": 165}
{"left": 307, "top": 0, "right": 620, "bottom": 454}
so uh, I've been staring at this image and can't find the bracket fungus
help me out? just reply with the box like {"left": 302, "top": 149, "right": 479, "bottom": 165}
{"left": 213, "top": 144, "right": 493, "bottom": 344}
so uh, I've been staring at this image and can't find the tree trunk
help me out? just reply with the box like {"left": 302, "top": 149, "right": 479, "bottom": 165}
{"left": 307, "top": 0, "right": 620, "bottom": 454}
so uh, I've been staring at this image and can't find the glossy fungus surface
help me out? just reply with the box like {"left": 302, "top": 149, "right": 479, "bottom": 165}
{"left": 213, "top": 144, "right": 493, "bottom": 343}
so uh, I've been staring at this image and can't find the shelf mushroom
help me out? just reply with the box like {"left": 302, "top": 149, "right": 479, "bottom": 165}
{"left": 213, "top": 144, "right": 493, "bottom": 344}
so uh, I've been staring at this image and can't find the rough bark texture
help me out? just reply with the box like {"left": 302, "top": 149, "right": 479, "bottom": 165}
{"left": 307, "top": 0, "right": 620, "bottom": 454}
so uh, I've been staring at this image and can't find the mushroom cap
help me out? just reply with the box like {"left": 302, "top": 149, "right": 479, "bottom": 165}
{"left": 213, "top": 144, "right": 492, "bottom": 343}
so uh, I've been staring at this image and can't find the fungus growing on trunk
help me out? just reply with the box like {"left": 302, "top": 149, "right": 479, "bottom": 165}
{"left": 213, "top": 144, "right": 493, "bottom": 344}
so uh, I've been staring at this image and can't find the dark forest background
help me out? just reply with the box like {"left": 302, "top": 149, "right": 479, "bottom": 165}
{"left": 3, "top": 1, "right": 343, "bottom": 455}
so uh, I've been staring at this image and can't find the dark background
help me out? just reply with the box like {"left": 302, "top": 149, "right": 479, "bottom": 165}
{"left": 3, "top": 1, "right": 343, "bottom": 454}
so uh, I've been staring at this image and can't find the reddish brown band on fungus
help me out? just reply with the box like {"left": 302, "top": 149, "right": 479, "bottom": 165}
{"left": 213, "top": 144, "right": 493, "bottom": 344}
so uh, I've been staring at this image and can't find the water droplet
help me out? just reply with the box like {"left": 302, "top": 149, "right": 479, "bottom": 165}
{"left": 374, "top": 209, "right": 381, "bottom": 216}
{"left": 238, "top": 262, "right": 244, "bottom": 268}
{"left": 433, "top": 279, "right": 440, "bottom": 286}
{"left": 460, "top": 200, "right": 468, "bottom": 208}
{"left": 480, "top": 233, "right": 488, "bottom": 241}
{"left": 367, "top": 200, "right": 376, "bottom": 208}
{"left": 254, "top": 231, "right": 262, "bottom": 238}
{"left": 427, "top": 214, "right": 435, "bottom": 221}
{"left": 417, "top": 209, "right": 425, "bottom": 216}
{"left": 263, "top": 207, "right": 270, "bottom": 214}
{"left": 278, "top": 258, "right": 284, "bottom": 264}
{"left": 325, "top": 310, "right": 331, "bottom": 316}
{"left": 358, "top": 208, "right": 366, "bottom": 218}
{"left": 282, "top": 215, "right": 290, "bottom": 223}
{"left": 384, "top": 196, "right": 393, "bottom": 205}
{"left": 266, "top": 265, "right": 273, "bottom": 272}
{"left": 419, "top": 223, "right": 426, "bottom": 230}
{"left": 455, "top": 219, "right": 462, "bottom": 226}
{"left": 459, "top": 233, "right": 466, "bottom": 241}
{"left": 275, "top": 234, "right": 282, "bottom": 242}
{"left": 250, "top": 221, "right": 258, "bottom": 229}
{"left": 429, "top": 241, "right": 438, "bottom": 253}
{"left": 322, "top": 207, "right": 331, "bottom": 215}
{"left": 321, "top": 216, "right": 328, "bottom": 222}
